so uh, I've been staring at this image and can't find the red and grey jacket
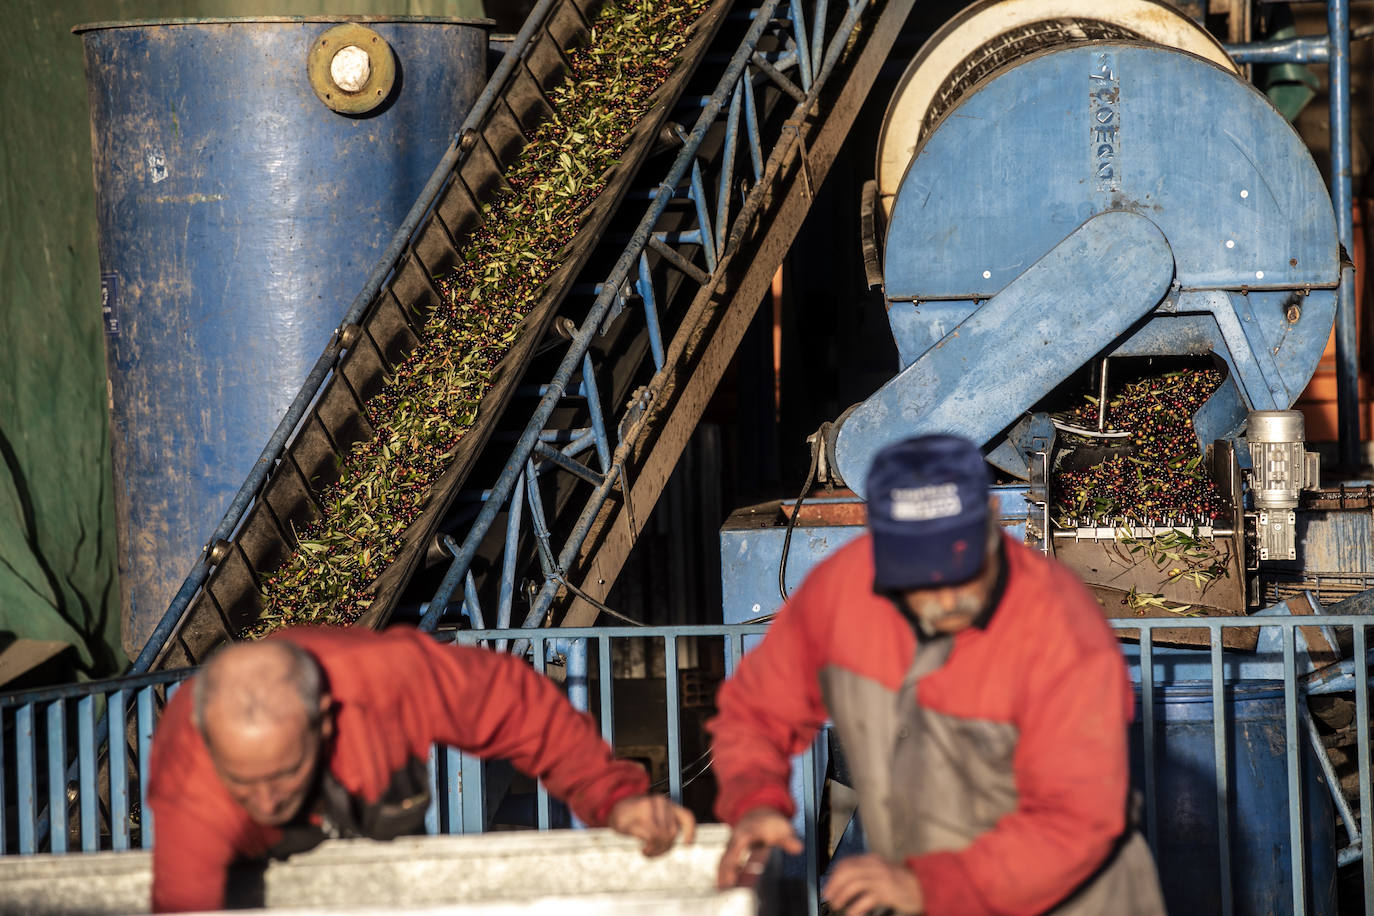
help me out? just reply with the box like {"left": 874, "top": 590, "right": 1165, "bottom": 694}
{"left": 709, "top": 533, "right": 1165, "bottom": 916}
{"left": 148, "top": 626, "right": 648, "bottom": 913}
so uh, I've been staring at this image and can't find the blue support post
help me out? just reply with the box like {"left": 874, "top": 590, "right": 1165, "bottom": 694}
{"left": 1140, "top": 633, "right": 1158, "bottom": 850}
{"left": 715, "top": 82, "right": 742, "bottom": 255}
{"left": 534, "top": 635, "right": 551, "bottom": 829}
{"left": 425, "top": 747, "right": 440, "bottom": 835}
{"left": 447, "top": 747, "right": 463, "bottom": 834}
{"left": 524, "top": 458, "right": 558, "bottom": 582}
{"left": 802, "top": 738, "right": 820, "bottom": 916}
{"left": 47, "top": 701, "right": 67, "bottom": 854}
{"left": 728, "top": 631, "right": 744, "bottom": 676}
{"left": 17, "top": 705, "right": 35, "bottom": 853}
{"left": 665, "top": 635, "right": 682, "bottom": 803}
{"left": 1328, "top": 0, "right": 1360, "bottom": 467}
{"left": 580, "top": 353, "right": 612, "bottom": 473}
{"left": 109, "top": 690, "right": 129, "bottom": 851}
{"left": 809, "top": 0, "right": 829, "bottom": 75}
{"left": 788, "top": 0, "right": 814, "bottom": 92}
{"left": 461, "top": 750, "right": 485, "bottom": 834}
{"left": 598, "top": 636, "right": 615, "bottom": 745}
{"left": 1283, "top": 629, "right": 1307, "bottom": 915}
{"left": 0, "top": 712, "right": 6, "bottom": 854}
{"left": 742, "top": 75, "right": 763, "bottom": 182}
{"left": 496, "top": 472, "right": 526, "bottom": 652}
{"left": 463, "top": 570, "right": 486, "bottom": 630}
{"left": 78, "top": 696, "right": 97, "bottom": 852}
{"left": 637, "top": 252, "right": 666, "bottom": 371}
{"left": 138, "top": 687, "right": 156, "bottom": 848}
{"left": 1211, "top": 631, "right": 1233, "bottom": 916}
{"left": 1354, "top": 625, "right": 1373, "bottom": 911}
{"left": 565, "top": 638, "right": 589, "bottom": 829}
{"left": 687, "top": 161, "right": 718, "bottom": 273}
{"left": 1305, "top": 706, "right": 1360, "bottom": 845}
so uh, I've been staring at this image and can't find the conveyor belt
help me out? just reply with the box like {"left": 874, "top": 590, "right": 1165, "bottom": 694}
{"left": 136, "top": 0, "right": 733, "bottom": 671}
{"left": 136, "top": 0, "right": 914, "bottom": 672}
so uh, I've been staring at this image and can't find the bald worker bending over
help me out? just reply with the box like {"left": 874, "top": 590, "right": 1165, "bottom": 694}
{"left": 148, "top": 626, "right": 693, "bottom": 913}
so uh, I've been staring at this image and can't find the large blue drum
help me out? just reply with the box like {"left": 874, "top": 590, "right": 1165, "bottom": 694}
{"left": 1133, "top": 681, "right": 1338, "bottom": 915}
{"left": 76, "top": 18, "right": 489, "bottom": 655}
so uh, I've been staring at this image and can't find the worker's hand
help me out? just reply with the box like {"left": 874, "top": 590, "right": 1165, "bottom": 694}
{"left": 823, "top": 854, "right": 924, "bottom": 915}
{"left": 716, "top": 806, "right": 803, "bottom": 889}
{"left": 606, "top": 794, "right": 696, "bottom": 857}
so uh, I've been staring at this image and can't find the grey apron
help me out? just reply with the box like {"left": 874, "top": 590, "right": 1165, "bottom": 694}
{"left": 821, "top": 637, "right": 1167, "bottom": 915}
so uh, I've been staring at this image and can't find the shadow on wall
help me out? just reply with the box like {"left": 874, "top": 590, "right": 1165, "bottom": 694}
{"left": 484, "top": 0, "right": 539, "bottom": 33}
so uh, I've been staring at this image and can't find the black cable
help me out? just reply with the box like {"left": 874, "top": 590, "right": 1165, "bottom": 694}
{"left": 558, "top": 575, "right": 646, "bottom": 627}
{"left": 649, "top": 748, "right": 714, "bottom": 792}
{"left": 778, "top": 429, "right": 823, "bottom": 603}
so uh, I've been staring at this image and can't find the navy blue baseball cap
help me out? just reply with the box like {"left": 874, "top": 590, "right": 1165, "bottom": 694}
{"left": 866, "top": 435, "right": 992, "bottom": 592}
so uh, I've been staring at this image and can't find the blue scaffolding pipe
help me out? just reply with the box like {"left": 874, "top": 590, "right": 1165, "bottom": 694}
{"left": 1225, "top": 35, "right": 1331, "bottom": 63}
{"left": 1329, "top": 0, "right": 1360, "bottom": 467}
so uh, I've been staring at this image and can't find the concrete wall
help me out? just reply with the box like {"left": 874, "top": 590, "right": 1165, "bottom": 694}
{"left": 0, "top": 825, "right": 756, "bottom": 916}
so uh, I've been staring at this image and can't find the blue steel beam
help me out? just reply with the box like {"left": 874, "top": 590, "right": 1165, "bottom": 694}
{"left": 1355, "top": 624, "right": 1373, "bottom": 909}
{"left": 833, "top": 211, "right": 1176, "bottom": 494}
{"left": 1329, "top": 0, "right": 1360, "bottom": 467}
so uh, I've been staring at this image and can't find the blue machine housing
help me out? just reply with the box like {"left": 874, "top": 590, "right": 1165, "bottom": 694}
{"left": 76, "top": 18, "right": 490, "bottom": 654}
{"left": 832, "top": 42, "right": 1342, "bottom": 489}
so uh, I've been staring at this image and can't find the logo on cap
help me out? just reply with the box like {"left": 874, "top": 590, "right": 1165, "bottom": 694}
{"left": 889, "top": 483, "right": 962, "bottom": 522}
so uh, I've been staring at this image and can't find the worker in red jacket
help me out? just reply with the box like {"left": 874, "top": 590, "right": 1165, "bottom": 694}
{"left": 148, "top": 625, "right": 694, "bottom": 913}
{"left": 709, "top": 435, "right": 1167, "bottom": 915}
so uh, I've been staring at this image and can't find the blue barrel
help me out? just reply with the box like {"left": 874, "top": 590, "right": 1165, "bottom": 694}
{"left": 1132, "top": 682, "right": 1337, "bottom": 915}
{"left": 75, "top": 18, "right": 490, "bottom": 655}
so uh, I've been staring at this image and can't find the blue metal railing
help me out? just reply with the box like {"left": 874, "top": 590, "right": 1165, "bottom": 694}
{"left": 3, "top": 616, "right": 1371, "bottom": 912}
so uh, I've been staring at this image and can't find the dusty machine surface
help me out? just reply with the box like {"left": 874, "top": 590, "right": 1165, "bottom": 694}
{"left": 0, "top": 826, "right": 764, "bottom": 915}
